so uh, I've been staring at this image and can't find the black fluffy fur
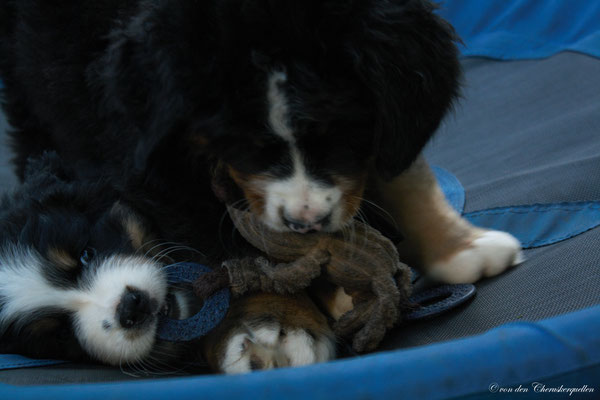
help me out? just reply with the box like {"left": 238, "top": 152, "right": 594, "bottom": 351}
{"left": 0, "top": 0, "right": 461, "bottom": 364}
{"left": 0, "top": 0, "right": 460, "bottom": 184}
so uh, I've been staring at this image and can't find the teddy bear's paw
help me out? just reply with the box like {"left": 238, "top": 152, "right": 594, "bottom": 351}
{"left": 334, "top": 296, "right": 397, "bottom": 353}
{"left": 351, "top": 309, "right": 388, "bottom": 353}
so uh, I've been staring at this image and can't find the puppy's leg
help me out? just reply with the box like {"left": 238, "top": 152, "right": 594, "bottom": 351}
{"left": 373, "top": 156, "right": 523, "bottom": 284}
{"left": 202, "top": 292, "right": 335, "bottom": 374}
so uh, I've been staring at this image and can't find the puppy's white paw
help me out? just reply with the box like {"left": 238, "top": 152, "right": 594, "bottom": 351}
{"left": 220, "top": 323, "right": 335, "bottom": 374}
{"left": 427, "top": 230, "right": 524, "bottom": 284}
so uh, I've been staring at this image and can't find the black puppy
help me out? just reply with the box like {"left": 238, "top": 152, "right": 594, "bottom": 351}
{"left": 0, "top": 0, "right": 522, "bottom": 365}
{"left": 1, "top": 0, "right": 458, "bottom": 231}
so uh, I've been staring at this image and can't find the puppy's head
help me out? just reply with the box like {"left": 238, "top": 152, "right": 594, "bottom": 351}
{"left": 0, "top": 153, "right": 184, "bottom": 365}
{"left": 107, "top": 0, "right": 460, "bottom": 233}
{"left": 205, "top": 0, "right": 461, "bottom": 233}
{"left": 215, "top": 68, "right": 371, "bottom": 233}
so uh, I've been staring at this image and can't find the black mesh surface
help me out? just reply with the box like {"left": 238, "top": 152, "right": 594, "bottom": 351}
{"left": 380, "top": 52, "right": 600, "bottom": 351}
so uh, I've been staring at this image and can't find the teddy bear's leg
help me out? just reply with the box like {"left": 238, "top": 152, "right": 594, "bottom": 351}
{"left": 373, "top": 156, "right": 523, "bottom": 284}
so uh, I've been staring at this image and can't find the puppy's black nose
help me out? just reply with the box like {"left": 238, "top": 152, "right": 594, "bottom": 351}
{"left": 117, "top": 288, "right": 152, "bottom": 329}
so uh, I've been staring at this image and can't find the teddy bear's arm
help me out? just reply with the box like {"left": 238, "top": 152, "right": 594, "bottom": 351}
{"left": 219, "top": 247, "right": 329, "bottom": 297}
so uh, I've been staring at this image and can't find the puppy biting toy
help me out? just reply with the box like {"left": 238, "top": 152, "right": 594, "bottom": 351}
{"left": 158, "top": 167, "right": 475, "bottom": 351}
{"left": 193, "top": 206, "right": 414, "bottom": 352}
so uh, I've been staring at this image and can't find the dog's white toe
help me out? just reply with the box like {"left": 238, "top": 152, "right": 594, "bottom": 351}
{"left": 427, "top": 230, "right": 524, "bottom": 284}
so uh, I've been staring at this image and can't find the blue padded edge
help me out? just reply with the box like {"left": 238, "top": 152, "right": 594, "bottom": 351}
{"left": 1, "top": 304, "right": 598, "bottom": 399}
{"left": 465, "top": 201, "right": 600, "bottom": 249}
{"left": 437, "top": 0, "right": 600, "bottom": 60}
{"left": 0, "top": 354, "right": 65, "bottom": 371}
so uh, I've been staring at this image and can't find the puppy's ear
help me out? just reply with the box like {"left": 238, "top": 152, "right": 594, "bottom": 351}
{"left": 0, "top": 316, "right": 87, "bottom": 361}
{"left": 354, "top": 1, "right": 461, "bottom": 180}
{"left": 94, "top": 3, "right": 221, "bottom": 173}
{"left": 23, "top": 151, "right": 73, "bottom": 186}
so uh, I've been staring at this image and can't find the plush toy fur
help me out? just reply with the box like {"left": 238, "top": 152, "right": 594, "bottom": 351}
{"left": 194, "top": 206, "right": 413, "bottom": 352}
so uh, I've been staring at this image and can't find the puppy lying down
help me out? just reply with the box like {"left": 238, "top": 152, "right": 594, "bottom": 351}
{"left": 0, "top": 154, "right": 336, "bottom": 374}
{"left": 0, "top": 152, "right": 521, "bottom": 375}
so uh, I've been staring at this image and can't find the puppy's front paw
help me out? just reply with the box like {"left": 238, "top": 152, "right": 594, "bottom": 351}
{"left": 427, "top": 230, "right": 524, "bottom": 284}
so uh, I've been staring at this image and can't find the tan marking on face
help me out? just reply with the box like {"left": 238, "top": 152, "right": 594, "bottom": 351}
{"left": 336, "top": 172, "right": 368, "bottom": 225}
{"left": 110, "top": 202, "right": 150, "bottom": 251}
{"left": 190, "top": 134, "right": 210, "bottom": 150}
{"left": 125, "top": 217, "right": 147, "bottom": 250}
{"left": 47, "top": 248, "right": 77, "bottom": 270}
{"left": 227, "top": 167, "right": 267, "bottom": 217}
{"left": 229, "top": 167, "right": 367, "bottom": 232}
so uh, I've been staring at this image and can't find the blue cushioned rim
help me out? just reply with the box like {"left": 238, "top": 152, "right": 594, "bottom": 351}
{"left": 1, "top": 304, "right": 598, "bottom": 399}
{"left": 436, "top": 0, "right": 600, "bottom": 60}
{"left": 0, "top": 354, "right": 65, "bottom": 371}
{"left": 465, "top": 201, "right": 600, "bottom": 249}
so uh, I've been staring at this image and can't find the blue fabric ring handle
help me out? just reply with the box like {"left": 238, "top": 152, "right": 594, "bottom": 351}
{"left": 157, "top": 262, "right": 230, "bottom": 342}
{"left": 404, "top": 284, "right": 476, "bottom": 321}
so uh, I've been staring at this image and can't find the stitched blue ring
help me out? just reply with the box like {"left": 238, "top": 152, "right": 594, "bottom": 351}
{"left": 157, "top": 262, "right": 230, "bottom": 342}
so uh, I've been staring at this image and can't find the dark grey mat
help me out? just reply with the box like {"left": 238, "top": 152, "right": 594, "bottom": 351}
{"left": 427, "top": 52, "right": 600, "bottom": 209}
{"left": 1, "top": 51, "right": 599, "bottom": 384}
{"left": 0, "top": 364, "right": 167, "bottom": 385}
{"left": 380, "top": 51, "right": 600, "bottom": 351}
